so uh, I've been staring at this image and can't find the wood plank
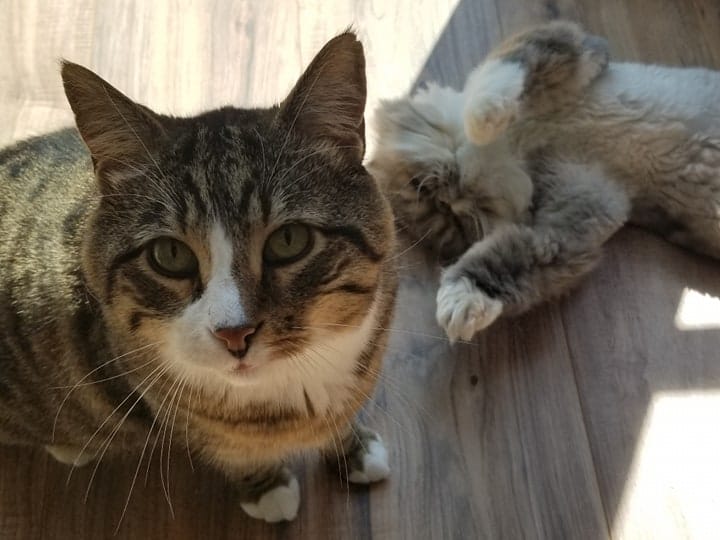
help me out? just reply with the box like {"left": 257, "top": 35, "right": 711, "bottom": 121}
{"left": 556, "top": 3, "right": 720, "bottom": 537}
{"left": 372, "top": 257, "right": 608, "bottom": 539}
{"left": 562, "top": 229, "right": 720, "bottom": 540}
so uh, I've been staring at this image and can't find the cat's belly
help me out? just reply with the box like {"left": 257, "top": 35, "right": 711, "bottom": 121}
{"left": 593, "top": 63, "right": 720, "bottom": 134}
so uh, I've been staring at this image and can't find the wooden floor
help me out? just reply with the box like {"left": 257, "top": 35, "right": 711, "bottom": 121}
{"left": 2, "top": 1, "right": 720, "bottom": 538}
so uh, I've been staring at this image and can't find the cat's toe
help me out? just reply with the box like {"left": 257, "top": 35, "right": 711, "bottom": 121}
{"left": 347, "top": 434, "right": 390, "bottom": 484}
{"left": 436, "top": 276, "right": 503, "bottom": 342}
{"left": 240, "top": 474, "right": 300, "bottom": 523}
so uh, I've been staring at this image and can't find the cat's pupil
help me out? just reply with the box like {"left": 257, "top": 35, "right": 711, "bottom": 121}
{"left": 149, "top": 237, "right": 198, "bottom": 278}
{"left": 283, "top": 228, "right": 292, "bottom": 245}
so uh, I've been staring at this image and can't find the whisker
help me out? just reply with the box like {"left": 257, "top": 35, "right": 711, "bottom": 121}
{"left": 142, "top": 382, "right": 175, "bottom": 486}
{"left": 267, "top": 57, "right": 336, "bottom": 185}
{"left": 117, "top": 369, "right": 179, "bottom": 533}
{"left": 52, "top": 356, "right": 157, "bottom": 390}
{"left": 290, "top": 326, "right": 440, "bottom": 425}
{"left": 275, "top": 147, "right": 360, "bottom": 189}
{"left": 52, "top": 341, "right": 161, "bottom": 441}
{"left": 387, "top": 227, "right": 433, "bottom": 263}
{"left": 288, "top": 353, "right": 349, "bottom": 493}
{"left": 156, "top": 376, "right": 183, "bottom": 514}
{"left": 361, "top": 362, "right": 432, "bottom": 425}
{"left": 67, "top": 360, "right": 166, "bottom": 486}
{"left": 143, "top": 374, "right": 183, "bottom": 515}
{"left": 162, "top": 376, "right": 189, "bottom": 514}
{"left": 293, "top": 322, "right": 476, "bottom": 346}
{"left": 184, "top": 384, "right": 196, "bottom": 472}
{"left": 79, "top": 361, "right": 168, "bottom": 498}
{"left": 300, "top": 344, "right": 419, "bottom": 442}
{"left": 101, "top": 85, "right": 170, "bottom": 189}
{"left": 328, "top": 411, "right": 352, "bottom": 512}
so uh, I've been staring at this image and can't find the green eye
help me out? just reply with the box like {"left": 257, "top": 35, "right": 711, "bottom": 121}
{"left": 263, "top": 224, "right": 313, "bottom": 265}
{"left": 148, "top": 237, "right": 199, "bottom": 278}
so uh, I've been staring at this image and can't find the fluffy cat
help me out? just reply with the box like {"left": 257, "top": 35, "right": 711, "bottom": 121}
{"left": 369, "top": 21, "right": 720, "bottom": 342}
{"left": 0, "top": 33, "right": 397, "bottom": 522}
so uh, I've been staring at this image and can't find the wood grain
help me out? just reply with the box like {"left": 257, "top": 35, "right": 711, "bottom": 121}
{"left": 0, "top": 1, "right": 719, "bottom": 538}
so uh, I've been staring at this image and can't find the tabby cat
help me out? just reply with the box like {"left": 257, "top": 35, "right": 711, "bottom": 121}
{"left": 0, "top": 33, "right": 397, "bottom": 522}
{"left": 369, "top": 21, "right": 720, "bottom": 342}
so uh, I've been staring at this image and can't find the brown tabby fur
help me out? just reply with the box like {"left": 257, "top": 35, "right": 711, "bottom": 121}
{"left": 0, "top": 32, "right": 397, "bottom": 521}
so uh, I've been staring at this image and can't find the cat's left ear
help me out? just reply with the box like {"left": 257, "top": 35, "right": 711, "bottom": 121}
{"left": 278, "top": 31, "right": 367, "bottom": 161}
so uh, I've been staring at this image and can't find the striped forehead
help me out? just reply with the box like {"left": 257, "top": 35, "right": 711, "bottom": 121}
{"left": 163, "top": 120, "right": 357, "bottom": 236}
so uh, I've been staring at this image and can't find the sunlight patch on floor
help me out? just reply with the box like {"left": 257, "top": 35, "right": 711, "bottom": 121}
{"left": 613, "top": 391, "right": 720, "bottom": 540}
{"left": 674, "top": 287, "right": 720, "bottom": 330}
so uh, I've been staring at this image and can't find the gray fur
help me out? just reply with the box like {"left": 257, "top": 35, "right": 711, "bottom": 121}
{"left": 369, "top": 21, "right": 720, "bottom": 341}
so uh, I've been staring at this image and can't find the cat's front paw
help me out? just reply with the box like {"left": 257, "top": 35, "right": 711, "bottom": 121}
{"left": 436, "top": 276, "right": 503, "bottom": 342}
{"left": 463, "top": 61, "right": 524, "bottom": 145}
{"left": 240, "top": 470, "right": 300, "bottom": 523}
{"left": 347, "top": 433, "right": 390, "bottom": 484}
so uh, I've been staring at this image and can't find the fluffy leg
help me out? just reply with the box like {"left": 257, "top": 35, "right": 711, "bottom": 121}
{"left": 437, "top": 162, "right": 630, "bottom": 341}
{"left": 237, "top": 464, "right": 301, "bottom": 523}
{"left": 464, "top": 21, "right": 609, "bottom": 145}
{"left": 325, "top": 422, "right": 390, "bottom": 484}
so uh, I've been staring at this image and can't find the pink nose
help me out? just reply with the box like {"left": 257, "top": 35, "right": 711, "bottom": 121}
{"left": 213, "top": 325, "right": 257, "bottom": 358}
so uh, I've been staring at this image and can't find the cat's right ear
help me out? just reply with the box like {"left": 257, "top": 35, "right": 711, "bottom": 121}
{"left": 60, "top": 61, "right": 166, "bottom": 179}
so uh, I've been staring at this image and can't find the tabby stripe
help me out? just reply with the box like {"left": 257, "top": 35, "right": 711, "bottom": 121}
{"left": 317, "top": 257, "right": 352, "bottom": 286}
{"left": 106, "top": 245, "right": 145, "bottom": 299}
{"left": 28, "top": 175, "right": 49, "bottom": 201}
{"left": 62, "top": 203, "right": 86, "bottom": 239}
{"left": 353, "top": 322, "right": 385, "bottom": 375}
{"left": 259, "top": 185, "right": 272, "bottom": 224}
{"left": 323, "top": 282, "right": 375, "bottom": 296}
{"left": 129, "top": 310, "right": 153, "bottom": 332}
{"left": 181, "top": 171, "right": 207, "bottom": 218}
{"left": 303, "top": 389, "right": 316, "bottom": 417}
{"left": 123, "top": 265, "right": 183, "bottom": 315}
{"left": 174, "top": 190, "right": 189, "bottom": 232}
{"left": 1, "top": 292, "right": 33, "bottom": 357}
{"left": 137, "top": 202, "right": 170, "bottom": 227}
{"left": 237, "top": 179, "right": 257, "bottom": 217}
{"left": 321, "top": 226, "right": 382, "bottom": 262}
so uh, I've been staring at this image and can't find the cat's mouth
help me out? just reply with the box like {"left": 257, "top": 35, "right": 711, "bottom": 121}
{"left": 222, "top": 341, "right": 295, "bottom": 378}
{"left": 229, "top": 362, "right": 257, "bottom": 376}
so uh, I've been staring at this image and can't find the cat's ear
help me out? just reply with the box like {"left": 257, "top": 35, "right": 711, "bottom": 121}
{"left": 60, "top": 61, "right": 166, "bottom": 175}
{"left": 278, "top": 32, "right": 367, "bottom": 161}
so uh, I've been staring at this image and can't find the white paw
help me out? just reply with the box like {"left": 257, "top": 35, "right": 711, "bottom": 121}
{"left": 348, "top": 436, "right": 390, "bottom": 484}
{"left": 436, "top": 276, "right": 503, "bottom": 342}
{"left": 463, "top": 60, "right": 524, "bottom": 145}
{"left": 464, "top": 94, "right": 518, "bottom": 145}
{"left": 240, "top": 476, "right": 300, "bottom": 523}
{"left": 46, "top": 445, "right": 94, "bottom": 467}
